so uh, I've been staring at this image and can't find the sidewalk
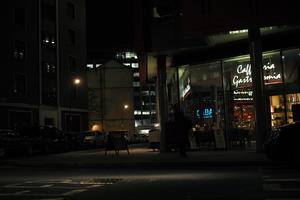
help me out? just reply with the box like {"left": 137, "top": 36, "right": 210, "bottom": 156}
{"left": 0, "top": 144, "right": 279, "bottom": 169}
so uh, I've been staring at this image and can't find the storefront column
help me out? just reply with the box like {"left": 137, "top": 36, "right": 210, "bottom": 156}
{"left": 157, "top": 55, "right": 167, "bottom": 152}
{"left": 248, "top": 28, "right": 267, "bottom": 153}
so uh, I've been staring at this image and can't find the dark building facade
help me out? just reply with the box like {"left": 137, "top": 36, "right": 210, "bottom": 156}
{"left": 1, "top": 0, "right": 88, "bottom": 131}
{"left": 136, "top": 0, "right": 300, "bottom": 152}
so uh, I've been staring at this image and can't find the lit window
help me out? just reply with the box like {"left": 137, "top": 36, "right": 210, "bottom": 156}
{"left": 133, "top": 82, "right": 140, "bottom": 87}
{"left": 132, "top": 63, "right": 139, "bottom": 68}
{"left": 123, "top": 63, "right": 131, "bottom": 66}
{"left": 43, "top": 62, "right": 56, "bottom": 73}
{"left": 135, "top": 120, "right": 142, "bottom": 127}
{"left": 142, "top": 91, "right": 149, "bottom": 96}
{"left": 115, "top": 52, "right": 125, "bottom": 59}
{"left": 13, "top": 40, "right": 25, "bottom": 60}
{"left": 133, "top": 72, "right": 140, "bottom": 77}
{"left": 150, "top": 91, "right": 156, "bottom": 95}
{"left": 42, "top": 32, "right": 56, "bottom": 47}
{"left": 19, "top": 52, "right": 24, "bottom": 60}
{"left": 134, "top": 110, "right": 142, "bottom": 115}
{"left": 13, "top": 74, "right": 26, "bottom": 96}
{"left": 125, "top": 51, "right": 137, "bottom": 59}
{"left": 229, "top": 29, "right": 248, "bottom": 34}
{"left": 51, "top": 37, "right": 55, "bottom": 45}
{"left": 96, "top": 64, "right": 102, "bottom": 68}
{"left": 142, "top": 111, "right": 150, "bottom": 115}
{"left": 87, "top": 64, "right": 93, "bottom": 69}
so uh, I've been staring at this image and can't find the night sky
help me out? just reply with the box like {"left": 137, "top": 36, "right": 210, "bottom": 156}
{"left": 86, "top": 0, "right": 135, "bottom": 53}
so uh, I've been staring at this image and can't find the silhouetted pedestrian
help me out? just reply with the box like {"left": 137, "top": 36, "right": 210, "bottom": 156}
{"left": 173, "top": 107, "right": 192, "bottom": 157}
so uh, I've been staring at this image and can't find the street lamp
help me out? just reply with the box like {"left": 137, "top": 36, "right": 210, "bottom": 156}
{"left": 74, "top": 78, "right": 81, "bottom": 85}
{"left": 121, "top": 104, "right": 129, "bottom": 129}
{"left": 68, "top": 77, "right": 81, "bottom": 132}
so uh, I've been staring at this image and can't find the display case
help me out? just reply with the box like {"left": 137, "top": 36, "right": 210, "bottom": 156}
{"left": 233, "top": 105, "right": 255, "bottom": 130}
{"left": 286, "top": 93, "right": 300, "bottom": 124}
{"left": 270, "top": 95, "right": 285, "bottom": 127}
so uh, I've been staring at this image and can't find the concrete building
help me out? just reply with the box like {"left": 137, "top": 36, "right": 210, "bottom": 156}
{"left": 87, "top": 60, "right": 135, "bottom": 134}
{"left": 1, "top": 0, "right": 88, "bottom": 131}
{"left": 114, "top": 51, "right": 157, "bottom": 132}
{"left": 87, "top": 51, "right": 158, "bottom": 134}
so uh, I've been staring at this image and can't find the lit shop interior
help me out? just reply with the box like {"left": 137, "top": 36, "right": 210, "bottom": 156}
{"left": 174, "top": 48, "right": 300, "bottom": 147}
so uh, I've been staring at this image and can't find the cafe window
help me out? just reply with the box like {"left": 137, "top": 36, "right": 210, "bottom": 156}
{"left": 223, "top": 55, "right": 255, "bottom": 131}
{"left": 223, "top": 49, "right": 300, "bottom": 129}
{"left": 282, "top": 48, "right": 300, "bottom": 124}
{"left": 178, "top": 62, "right": 224, "bottom": 131}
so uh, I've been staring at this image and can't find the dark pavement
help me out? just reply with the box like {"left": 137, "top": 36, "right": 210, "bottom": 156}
{"left": 0, "top": 143, "right": 284, "bottom": 170}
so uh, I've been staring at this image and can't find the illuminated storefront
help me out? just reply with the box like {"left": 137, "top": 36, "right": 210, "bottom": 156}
{"left": 175, "top": 48, "right": 300, "bottom": 148}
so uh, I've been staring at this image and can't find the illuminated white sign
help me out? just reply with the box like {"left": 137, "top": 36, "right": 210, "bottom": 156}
{"left": 232, "top": 63, "right": 282, "bottom": 88}
{"left": 233, "top": 89, "right": 254, "bottom": 102}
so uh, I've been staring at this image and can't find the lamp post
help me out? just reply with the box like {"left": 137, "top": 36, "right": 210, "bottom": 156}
{"left": 121, "top": 104, "right": 129, "bottom": 129}
{"left": 68, "top": 78, "right": 81, "bottom": 132}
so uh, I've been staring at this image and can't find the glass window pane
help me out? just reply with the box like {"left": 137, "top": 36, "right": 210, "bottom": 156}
{"left": 178, "top": 62, "right": 224, "bottom": 148}
{"left": 283, "top": 48, "right": 300, "bottom": 124}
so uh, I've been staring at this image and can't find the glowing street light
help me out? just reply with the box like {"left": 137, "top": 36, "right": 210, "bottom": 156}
{"left": 121, "top": 104, "right": 129, "bottom": 128}
{"left": 68, "top": 77, "right": 81, "bottom": 132}
{"left": 74, "top": 78, "right": 81, "bottom": 85}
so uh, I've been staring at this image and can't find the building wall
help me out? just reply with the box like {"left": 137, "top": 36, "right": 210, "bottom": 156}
{"left": 0, "top": 0, "right": 40, "bottom": 129}
{"left": 0, "top": 0, "right": 87, "bottom": 131}
{"left": 183, "top": 0, "right": 300, "bottom": 38}
{"left": 87, "top": 61, "right": 135, "bottom": 134}
{"left": 57, "top": 0, "right": 88, "bottom": 131}
{"left": 58, "top": 0, "right": 87, "bottom": 110}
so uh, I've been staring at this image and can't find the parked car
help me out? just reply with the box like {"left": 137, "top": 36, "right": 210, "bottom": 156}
{"left": 19, "top": 126, "right": 68, "bottom": 154}
{"left": 82, "top": 131, "right": 105, "bottom": 147}
{"left": 0, "top": 129, "right": 33, "bottom": 156}
{"left": 65, "top": 131, "right": 85, "bottom": 150}
{"left": 265, "top": 121, "right": 300, "bottom": 164}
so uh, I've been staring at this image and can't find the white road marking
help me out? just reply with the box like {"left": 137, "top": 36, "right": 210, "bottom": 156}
{"left": 63, "top": 189, "right": 87, "bottom": 196}
{"left": 40, "top": 184, "right": 53, "bottom": 188}
{"left": 0, "top": 190, "right": 30, "bottom": 196}
{"left": 15, "top": 190, "right": 30, "bottom": 195}
{"left": 2, "top": 185, "right": 79, "bottom": 189}
{"left": 0, "top": 179, "right": 118, "bottom": 197}
{"left": 263, "top": 184, "right": 300, "bottom": 192}
{"left": 264, "top": 179, "right": 300, "bottom": 182}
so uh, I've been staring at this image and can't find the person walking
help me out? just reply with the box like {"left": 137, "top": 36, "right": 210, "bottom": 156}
{"left": 173, "top": 107, "right": 192, "bottom": 157}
